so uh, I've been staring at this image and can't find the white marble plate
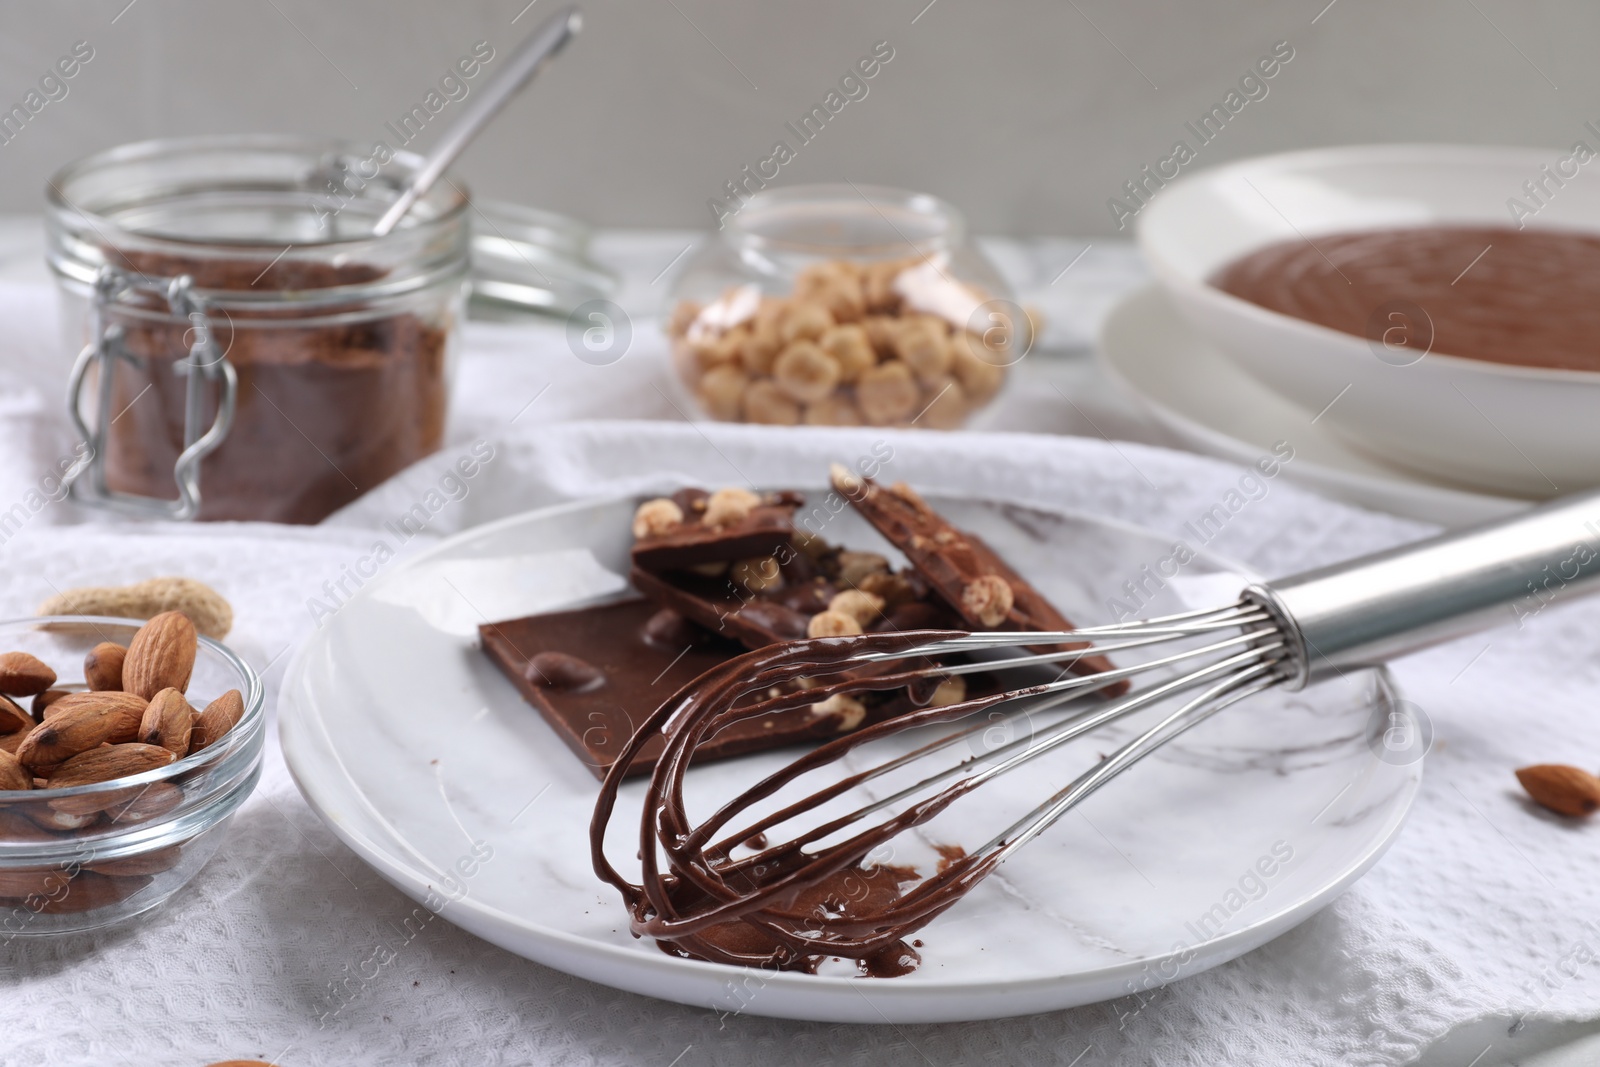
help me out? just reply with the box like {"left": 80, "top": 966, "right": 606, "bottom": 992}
{"left": 1098, "top": 285, "right": 1526, "bottom": 529}
{"left": 279, "top": 492, "right": 1420, "bottom": 1023}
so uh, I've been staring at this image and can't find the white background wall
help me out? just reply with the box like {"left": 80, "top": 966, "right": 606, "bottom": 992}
{"left": 0, "top": 0, "right": 1593, "bottom": 235}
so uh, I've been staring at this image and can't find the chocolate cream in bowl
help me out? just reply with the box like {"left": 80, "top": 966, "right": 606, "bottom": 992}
{"left": 1210, "top": 226, "right": 1600, "bottom": 372}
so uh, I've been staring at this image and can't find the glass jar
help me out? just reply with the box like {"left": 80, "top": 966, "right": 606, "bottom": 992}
{"left": 666, "top": 184, "right": 1024, "bottom": 430}
{"left": 46, "top": 135, "right": 470, "bottom": 524}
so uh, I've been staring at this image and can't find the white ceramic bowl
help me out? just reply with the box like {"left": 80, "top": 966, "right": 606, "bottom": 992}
{"left": 1137, "top": 144, "right": 1600, "bottom": 497}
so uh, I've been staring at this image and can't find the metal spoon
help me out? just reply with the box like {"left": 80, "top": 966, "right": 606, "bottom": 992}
{"left": 372, "top": 5, "right": 582, "bottom": 237}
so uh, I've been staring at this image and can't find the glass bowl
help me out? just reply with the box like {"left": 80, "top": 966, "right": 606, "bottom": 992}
{"left": 665, "top": 184, "right": 1024, "bottom": 430}
{"left": 0, "top": 616, "right": 263, "bottom": 936}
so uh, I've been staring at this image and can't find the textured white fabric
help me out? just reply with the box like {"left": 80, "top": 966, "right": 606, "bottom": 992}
{"left": 2, "top": 265, "right": 1599, "bottom": 1067}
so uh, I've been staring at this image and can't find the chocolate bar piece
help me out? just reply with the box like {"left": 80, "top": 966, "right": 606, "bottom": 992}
{"left": 479, "top": 597, "right": 959, "bottom": 779}
{"left": 831, "top": 468, "right": 1125, "bottom": 692}
{"left": 630, "top": 488, "right": 801, "bottom": 571}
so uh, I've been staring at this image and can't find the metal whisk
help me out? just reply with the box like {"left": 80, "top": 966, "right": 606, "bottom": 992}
{"left": 592, "top": 490, "right": 1600, "bottom": 972}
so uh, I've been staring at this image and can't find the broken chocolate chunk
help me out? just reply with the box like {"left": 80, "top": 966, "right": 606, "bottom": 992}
{"left": 630, "top": 489, "right": 803, "bottom": 571}
{"left": 480, "top": 598, "right": 962, "bottom": 779}
{"left": 831, "top": 468, "right": 1126, "bottom": 693}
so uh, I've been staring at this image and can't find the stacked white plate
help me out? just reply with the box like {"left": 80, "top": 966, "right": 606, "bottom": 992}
{"left": 1101, "top": 144, "right": 1600, "bottom": 526}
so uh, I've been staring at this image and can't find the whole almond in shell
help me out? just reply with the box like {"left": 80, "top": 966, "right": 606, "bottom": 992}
{"left": 16, "top": 692, "right": 147, "bottom": 771}
{"left": 45, "top": 743, "right": 176, "bottom": 816}
{"left": 0, "top": 651, "right": 56, "bottom": 697}
{"left": 122, "top": 611, "right": 197, "bottom": 700}
{"left": 1516, "top": 763, "right": 1600, "bottom": 817}
{"left": 0, "top": 694, "right": 33, "bottom": 734}
{"left": 37, "top": 576, "right": 232, "bottom": 640}
{"left": 139, "top": 688, "right": 193, "bottom": 757}
{"left": 191, "top": 689, "right": 245, "bottom": 752}
{"left": 0, "top": 749, "right": 31, "bottom": 791}
{"left": 84, "top": 642, "right": 127, "bottom": 692}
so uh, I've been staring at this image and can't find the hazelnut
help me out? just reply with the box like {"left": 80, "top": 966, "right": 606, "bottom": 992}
{"left": 793, "top": 529, "right": 830, "bottom": 561}
{"left": 742, "top": 380, "right": 802, "bottom": 425}
{"left": 819, "top": 324, "right": 876, "bottom": 383}
{"left": 809, "top": 693, "right": 867, "bottom": 733}
{"left": 631, "top": 497, "right": 685, "bottom": 539}
{"left": 803, "top": 394, "right": 862, "bottom": 426}
{"left": 961, "top": 574, "right": 1015, "bottom": 628}
{"left": 950, "top": 330, "right": 1006, "bottom": 401}
{"left": 836, "top": 550, "right": 889, "bottom": 586}
{"left": 778, "top": 301, "right": 834, "bottom": 344}
{"left": 888, "top": 481, "right": 929, "bottom": 509}
{"left": 797, "top": 270, "right": 865, "bottom": 323}
{"left": 829, "top": 462, "right": 866, "bottom": 497}
{"left": 892, "top": 316, "right": 953, "bottom": 385}
{"left": 665, "top": 300, "right": 702, "bottom": 339}
{"left": 863, "top": 260, "right": 909, "bottom": 313}
{"left": 688, "top": 561, "right": 729, "bottom": 576}
{"left": 929, "top": 676, "right": 967, "bottom": 708}
{"left": 739, "top": 318, "right": 783, "bottom": 375}
{"left": 731, "top": 556, "right": 785, "bottom": 594}
{"left": 916, "top": 378, "right": 969, "bottom": 429}
{"left": 807, "top": 610, "right": 863, "bottom": 638}
{"left": 858, "top": 571, "right": 917, "bottom": 607}
{"left": 861, "top": 315, "right": 901, "bottom": 357}
{"left": 697, "top": 364, "right": 748, "bottom": 421}
{"left": 772, "top": 341, "right": 842, "bottom": 403}
{"left": 856, "top": 360, "right": 921, "bottom": 425}
{"left": 704, "top": 486, "right": 762, "bottom": 527}
{"left": 828, "top": 589, "right": 886, "bottom": 627}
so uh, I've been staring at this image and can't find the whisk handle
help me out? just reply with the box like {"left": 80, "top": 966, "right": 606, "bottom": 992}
{"left": 1248, "top": 489, "right": 1600, "bottom": 687}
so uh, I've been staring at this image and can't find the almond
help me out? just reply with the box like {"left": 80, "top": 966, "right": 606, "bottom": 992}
{"left": 84, "top": 642, "right": 127, "bottom": 692}
{"left": 15, "top": 692, "right": 147, "bottom": 771}
{"left": 0, "top": 809, "right": 64, "bottom": 842}
{"left": 0, "top": 694, "right": 33, "bottom": 734}
{"left": 0, "top": 651, "right": 56, "bottom": 696}
{"left": 86, "top": 844, "right": 184, "bottom": 877}
{"left": 45, "top": 743, "right": 175, "bottom": 816}
{"left": 139, "top": 688, "right": 193, "bottom": 757}
{"left": 0, "top": 731, "right": 25, "bottom": 755}
{"left": 21, "top": 804, "right": 97, "bottom": 831}
{"left": 0, "top": 749, "right": 31, "bottom": 791}
{"left": 31, "top": 871, "right": 149, "bottom": 913}
{"left": 122, "top": 611, "right": 197, "bottom": 699}
{"left": 191, "top": 689, "right": 245, "bottom": 751}
{"left": 32, "top": 689, "right": 70, "bottom": 718}
{"left": 0, "top": 867, "right": 75, "bottom": 899}
{"left": 103, "top": 781, "right": 183, "bottom": 824}
{"left": 1516, "top": 763, "right": 1600, "bottom": 817}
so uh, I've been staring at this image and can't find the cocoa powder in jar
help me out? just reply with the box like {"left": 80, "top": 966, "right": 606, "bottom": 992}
{"left": 101, "top": 251, "right": 449, "bottom": 524}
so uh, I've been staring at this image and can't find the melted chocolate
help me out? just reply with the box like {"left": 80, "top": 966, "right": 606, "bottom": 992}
{"left": 591, "top": 630, "right": 1027, "bottom": 976}
{"left": 1212, "top": 225, "right": 1600, "bottom": 372}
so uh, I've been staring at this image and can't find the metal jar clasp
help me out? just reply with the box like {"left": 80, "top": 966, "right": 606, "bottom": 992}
{"left": 63, "top": 265, "right": 238, "bottom": 521}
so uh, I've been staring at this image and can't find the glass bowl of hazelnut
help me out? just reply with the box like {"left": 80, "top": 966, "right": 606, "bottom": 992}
{"left": 665, "top": 184, "right": 1024, "bottom": 429}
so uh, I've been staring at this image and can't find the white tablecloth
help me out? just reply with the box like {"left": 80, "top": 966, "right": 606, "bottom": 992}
{"left": 4, "top": 226, "right": 1600, "bottom": 1067}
